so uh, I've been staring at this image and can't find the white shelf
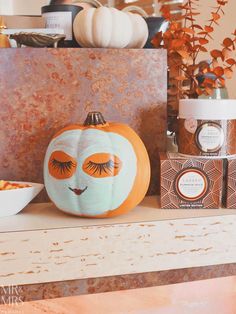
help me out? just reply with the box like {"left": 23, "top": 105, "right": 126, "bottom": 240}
{"left": 0, "top": 196, "right": 235, "bottom": 286}
{"left": 0, "top": 196, "right": 235, "bottom": 233}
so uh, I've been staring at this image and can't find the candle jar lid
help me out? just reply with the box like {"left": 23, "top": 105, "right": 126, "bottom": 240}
{"left": 179, "top": 99, "right": 236, "bottom": 120}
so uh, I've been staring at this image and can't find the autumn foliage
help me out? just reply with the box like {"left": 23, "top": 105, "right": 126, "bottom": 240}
{"left": 152, "top": 0, "right": 236, "bottom": 98}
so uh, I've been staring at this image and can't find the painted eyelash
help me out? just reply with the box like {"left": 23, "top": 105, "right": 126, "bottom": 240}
{"left": 86, "top": 160, "right": 119, "bottom": 175}
{"left": 50, "top": 159, "right": 76, "bottom": 174}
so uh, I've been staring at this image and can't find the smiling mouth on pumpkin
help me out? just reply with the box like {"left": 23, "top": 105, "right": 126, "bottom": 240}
{"left": 69, "top": 186, "right": 88, "bottom": 196}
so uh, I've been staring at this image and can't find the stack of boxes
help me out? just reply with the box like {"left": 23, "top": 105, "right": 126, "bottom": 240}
{"left": 160, "top": 99, "right": 236, "bottom": 209}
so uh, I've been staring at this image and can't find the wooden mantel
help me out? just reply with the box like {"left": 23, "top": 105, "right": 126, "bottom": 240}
{"left": 0, "top": 196, "right": 236, "bottom": 301}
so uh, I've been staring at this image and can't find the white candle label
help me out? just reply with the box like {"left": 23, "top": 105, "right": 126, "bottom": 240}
{"left": 175, "top": 169, "right": 208, "bottom": 202}
{"left": 195, "top": 122, "right": 224, "bottom": 153}
{"left": 43, "top": 12, "right": 72, "bottom": 40}
{"left": 184, "top": 118, "right": 198, "bottom": 134}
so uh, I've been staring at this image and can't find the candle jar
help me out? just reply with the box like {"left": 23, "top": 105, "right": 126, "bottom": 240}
{"left": 178, "top": 99, "right": 236, "bottom": 157}
{"left": 42, "top": 4, "right": 83, "bottom": 47}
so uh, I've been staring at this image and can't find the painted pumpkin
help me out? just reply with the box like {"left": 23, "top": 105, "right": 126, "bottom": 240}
{"left": 44, "top": 112, "right": 151, "bottom": 218}
{"left": 73, "top": 3, "right": 148, "bottom": 49}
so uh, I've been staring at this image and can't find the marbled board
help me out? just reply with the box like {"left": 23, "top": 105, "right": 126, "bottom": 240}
{"left": 3, "top": 265, "right": 236, "bottom": 303}
{"left": 1, "top": 276, "right": 236, "bottom": 313}
{"left": 0, "top": 48, "right": 167, "bottom": 201}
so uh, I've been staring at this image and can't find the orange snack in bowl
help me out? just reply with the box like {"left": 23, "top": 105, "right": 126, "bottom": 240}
{"left": 0, "top": 180, "right": 31, "bottom": 191}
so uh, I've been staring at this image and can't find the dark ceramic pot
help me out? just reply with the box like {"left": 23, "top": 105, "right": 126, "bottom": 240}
{"left": 144, "top": 17, "right": 168, "bottom": 48}
{"left": 41, "top": 4, "right": 83, "bottom": 47}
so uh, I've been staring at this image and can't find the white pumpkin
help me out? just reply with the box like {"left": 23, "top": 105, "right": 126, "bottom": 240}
{"left": 123, "top": 7, "right": 148, "bottom": 49}
{"left": 73, "top": 7, "right": 133, "bottom": 48}
{"left": 73, "top": 4, "right": 149, "bottom": 49}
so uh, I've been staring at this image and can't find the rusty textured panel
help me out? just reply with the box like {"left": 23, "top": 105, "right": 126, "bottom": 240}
{"left": 0, "top": 48, "right": 167, "bottom": 200}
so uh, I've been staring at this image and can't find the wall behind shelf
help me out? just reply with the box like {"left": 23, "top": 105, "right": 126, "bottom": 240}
{"left": 197, "top": 1, "right": 236, "bottom": 99}
{"left": 0, "top": 0, "right": 47, "bottom": 15}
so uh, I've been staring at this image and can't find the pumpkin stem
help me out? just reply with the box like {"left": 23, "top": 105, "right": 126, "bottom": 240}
{"left": 84, "top": 112, "right": 107, "bottom": 126}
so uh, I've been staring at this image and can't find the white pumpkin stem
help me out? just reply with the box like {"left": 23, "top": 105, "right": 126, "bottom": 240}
{"left": 84, "top": 112, "right": 107, "bottom": 126}
{"left": 72, "top": 0, "right": 102, "bottom": 8}
{"left": 122, "top": 6, "right": 148, "bottom": 18}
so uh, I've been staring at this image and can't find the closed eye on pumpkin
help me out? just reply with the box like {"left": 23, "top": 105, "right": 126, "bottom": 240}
{"left": 83, "top": 153, "right": 122, "bottom": 178}
{"left": 49, "top": 151, "right": 77, "bottom": 179}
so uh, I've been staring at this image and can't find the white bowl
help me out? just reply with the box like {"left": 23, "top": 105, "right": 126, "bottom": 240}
{"left": 0, "top": 182, "right": 44, "bottom": 218}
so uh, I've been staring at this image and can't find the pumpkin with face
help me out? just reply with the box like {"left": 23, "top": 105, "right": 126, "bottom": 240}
{"left": 44, "top": 112, "right": 151, "bottom": 218}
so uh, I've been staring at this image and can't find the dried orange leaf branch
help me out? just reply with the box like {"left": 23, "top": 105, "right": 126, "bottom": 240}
{"left": 153, "top": 0, "right": 236, "bottom": 98}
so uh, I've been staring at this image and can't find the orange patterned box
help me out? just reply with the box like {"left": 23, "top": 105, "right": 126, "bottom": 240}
{"left": 160, "top": 153, "right": 223, "bottom": 209}
{"left": 226, "top": 157, "right": 236, "bottom": 209}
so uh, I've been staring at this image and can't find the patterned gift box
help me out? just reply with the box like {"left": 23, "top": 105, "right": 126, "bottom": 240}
{"left": 160, "top": 153, "right": 223, "bottom": 209}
